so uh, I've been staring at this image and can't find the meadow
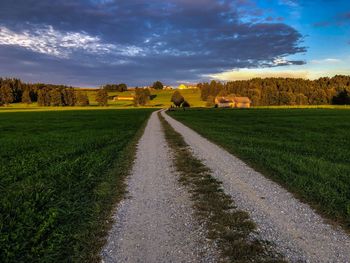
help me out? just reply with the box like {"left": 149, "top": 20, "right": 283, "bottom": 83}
{"left": 168, "top": 108, "right": 350, "bottom": 229}
{"left": 0, "top": 109, "right": 153, "bottom": 262}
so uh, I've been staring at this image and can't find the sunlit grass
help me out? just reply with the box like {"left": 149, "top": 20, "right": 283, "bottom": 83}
{"left": 168, "top": 108, "right": 350, "bottom": 229}
{"left": 0, "top": 109, "right": 154, "bottom": 262}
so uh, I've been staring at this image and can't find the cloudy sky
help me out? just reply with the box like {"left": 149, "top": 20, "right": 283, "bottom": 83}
{"left": 0, "top": 0, "right": 349, "bottom": 87}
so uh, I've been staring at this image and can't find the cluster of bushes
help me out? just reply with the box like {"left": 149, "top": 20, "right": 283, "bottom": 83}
{"left": 102, "top": 83, "right": 127, "bottom": 92}
{"left": 199, "top": 75, "right": 350, "bottom": 106}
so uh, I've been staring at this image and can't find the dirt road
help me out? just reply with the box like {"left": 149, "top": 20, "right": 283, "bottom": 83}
{"left": 162, "top": 110, "right": 350, "bottom": 262}
{"left": 101, "top": 111, "right": 216, "bottom": 263}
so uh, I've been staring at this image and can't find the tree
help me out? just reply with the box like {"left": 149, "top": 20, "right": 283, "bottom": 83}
{"left": 182, "top": 100, "right": 190, "bottom": 108}
{"left": 102, "top": 83, "right": 128, "bottom": 92}
{"left": 206, "top": 95, "right": 215, "bottom": 107}
{"left": 332, "top": 89, "right": 350, "bottom": 105}
{"left": 171, "top": 90, "right": 184, "bottom": 107}
{"left": 37, "top": 88, "right": 51, "bottom": 106}
{"left": 96, "top": 88, "right": 108, "bottom": 106}
{"left": 279, "top": 91, "right": 296, "bottom": 105}
{"left": 76, "top": 91, "right": 90, "bottom": 106}
{"left": 62, "top": 88, "right": 76, "bottom": 106}
{"left": 134, "top": 88, "right": 150, "bottom": 106}
{"left": 50, "top": 89, "right": 62, "bottom": 106}
{"left": 118, "top": 83, "right": 128, "bottom": 92}
{"left": 0, "top": 83, "right": 14, "bottom": 105}
{"left": 295, "top": 93, "right": 308, "bottom": 105}
{"left": 152, "top": 81, "right": 164, "bottom": 90}
{"left": 22, "top": 88, "right": 32, "bottom": 104}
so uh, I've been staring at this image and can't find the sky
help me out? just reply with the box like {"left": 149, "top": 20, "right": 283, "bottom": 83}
{"left": 0, "top": 0, "right": 349, "bottom": 87}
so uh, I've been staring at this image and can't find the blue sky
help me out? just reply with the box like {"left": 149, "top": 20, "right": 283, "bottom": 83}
{"left": 0, "top": 0, "right": 349, "bottom": 86}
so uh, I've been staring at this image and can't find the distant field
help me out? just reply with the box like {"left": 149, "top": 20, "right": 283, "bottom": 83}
{"left": 168, "top": 108, "right": 350, "bottom": 228}
{"left": 0, "top": 109, "right": 153, "bottom": 262}
{"left": 3, "top": 88, "right": 204, "bottom": 110}
{"left": 85, "top": 88, "right": 204, "bottom": 107}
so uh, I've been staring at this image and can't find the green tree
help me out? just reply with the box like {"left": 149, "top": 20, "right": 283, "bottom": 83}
{"left": 182, "top": 100, "right": 190, "bottom": 108}
{"left": 279, "top": 91, "right": 296, "bottom": 105}
{"left": 21, "top": 88, "right": 32, "bottom": 104}
{"left": 37, "top": 88, "right": 51, "bottom": 106}
{"left": 171, "top": 90, "right": 184, "bottom": 107}
{"left": 134, "top": 88, "right": 150, "bottom": 106}
{"left": 62, "top": 88, "right": 76, "bottom": 106}
{"left": 0, "top": 83, "right": 14, "bottom": 105}
{"left": 118, "top": 83, "right": 128, "bottom": 92}
{"left": 76, "top": 91, "right": 90, "bottom": 106}
{"left": 332, "top": 89, "right": 350, "bottom": 105}
{"left": 295, "top": 93, "right": 309, "bottom": 105}
{"left": 152, "top": 81, "right": 164, "bottom": 90}
{"left": 50, "top": 89, "right": 62, "bottom": 106}
{"left": 206, "top": 95, "right": 215, "bottom": 107}
{"left": 96, "top": 89, "right": 108, "bottom": 106}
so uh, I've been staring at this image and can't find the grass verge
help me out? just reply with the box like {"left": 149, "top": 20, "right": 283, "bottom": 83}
{"left": 158, "top": 111, "right": 285, "bottom": 263}
{"left": 0, "top": 109, "right": 153, "bottom": 262}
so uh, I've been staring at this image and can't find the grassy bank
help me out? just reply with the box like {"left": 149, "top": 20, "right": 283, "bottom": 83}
{"left": 0, "top": 109, "right": 153, "bottom": 262}
{"left": 168, "top": 108, "right": 350, "bottom": 229}
{"left": 159, "top": 112, "right": 284, "bottom": 262}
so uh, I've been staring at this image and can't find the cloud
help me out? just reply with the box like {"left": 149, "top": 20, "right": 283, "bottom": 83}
{"left": 279, "top": 0, "right": 299, "bottom": 7}
{"left": 0, "top": 24, "right": 143, "bottom": 59}
{"left": 310, "top": 58, "right": 342, "bottom": 64}
{"left": 0, "top": 0, "right": 306, "bottom": 86}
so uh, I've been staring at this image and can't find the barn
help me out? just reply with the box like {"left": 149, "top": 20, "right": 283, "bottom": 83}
{"left": 233, "top": 97, "right": 251, "bottom": 108}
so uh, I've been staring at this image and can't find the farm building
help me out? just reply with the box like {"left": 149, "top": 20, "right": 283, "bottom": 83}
{"left": 234, "top": 97, "right": 251, "bottom": 108}
{"left": 215, "top": 97, "right": 235, "bottom": 108}
{"left": 113, "top": 95, "right": 135, "bottom": 101}
{"left": 214, "top": 96, "right": 251, "bottom": 108}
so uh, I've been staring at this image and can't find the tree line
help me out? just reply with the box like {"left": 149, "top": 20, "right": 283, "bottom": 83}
{"left": 0, "top": 78, "right": 113, "bottom": 106}
{"left": 102, "top": 83, "right": 128, "bottom": 92}
{"left": 199, "top": 75, "right": 350, "bottom": 106}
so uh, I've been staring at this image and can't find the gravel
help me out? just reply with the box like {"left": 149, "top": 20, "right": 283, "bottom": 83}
{"left": 101, "top": 111, "right": 218, "bottom": 263}
{"left": 162, "top": 110, "right": 350, "bottom": 263}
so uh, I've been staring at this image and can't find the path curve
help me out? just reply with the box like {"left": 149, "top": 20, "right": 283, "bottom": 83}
{"left": 162, "top": 110, "right": 350, "bottom": 263}
{"left": 101, "top": 111, "right": 217, "bottom": 263}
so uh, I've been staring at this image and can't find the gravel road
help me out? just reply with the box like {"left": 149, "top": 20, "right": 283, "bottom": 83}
{"left": 162, "top": 110, "right": 350, "bottom": 263}
{"left": 101, "top": 111, "right": 217, "bottom": 263}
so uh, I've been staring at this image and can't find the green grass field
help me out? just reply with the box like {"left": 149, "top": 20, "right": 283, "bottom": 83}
{"left": 0, "top": 109, "right": 153, "bottom": 262}
{"left": 168, "top": 108, "right": 350, "bottom": 229}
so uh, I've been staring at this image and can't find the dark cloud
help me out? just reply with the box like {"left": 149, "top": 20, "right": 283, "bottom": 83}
{"left": 0, "top": 0, "right": 306, "bottom": 86}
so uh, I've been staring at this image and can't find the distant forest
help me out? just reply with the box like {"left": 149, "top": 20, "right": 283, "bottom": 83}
{"left": 1, "top": 75, "right": 350, "bottom": 106}
{"left": 199, "top": 75, "right": 350, "bottom": 106}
